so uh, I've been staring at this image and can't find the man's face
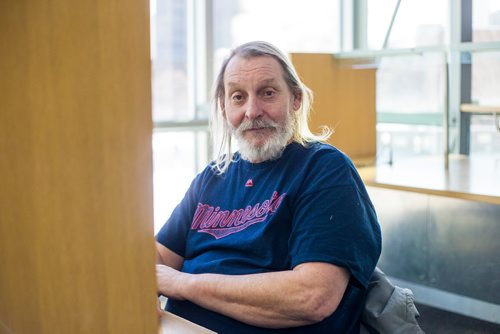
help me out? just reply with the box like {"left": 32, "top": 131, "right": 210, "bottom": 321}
{"left": 223, "top": 55, "right": 300, "bottom": 163}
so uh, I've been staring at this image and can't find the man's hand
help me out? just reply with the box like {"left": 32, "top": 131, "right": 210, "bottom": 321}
{"left": 156, "top": 264, "right": 189, "bottom": 300}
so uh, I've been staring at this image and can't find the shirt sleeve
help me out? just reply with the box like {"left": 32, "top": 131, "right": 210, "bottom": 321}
{"left": 288, "top": 151, "right": 381, "bottom": 289}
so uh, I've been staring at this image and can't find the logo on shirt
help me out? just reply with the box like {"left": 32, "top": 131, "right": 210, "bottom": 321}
{"left": 245, "top": 179, "right": 253, "bottom": 187}
{"left": 190, "top": 191, "right": 286, "bottom": 239}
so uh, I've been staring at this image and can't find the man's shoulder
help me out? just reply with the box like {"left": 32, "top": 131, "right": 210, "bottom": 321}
{"left": 293, "top": 141, "right": 349, "bottom": 163}
{"left": 291, "top": 142, "right": 360, "bottom": 188}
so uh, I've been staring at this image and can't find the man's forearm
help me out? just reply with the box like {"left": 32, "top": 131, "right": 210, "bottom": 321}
{"left": 156, "top": 242, "right": 184, "bottom": 269}
{"left": 157, "top": 262, "right": 349, "bottom": 328}
{"left": 182, "top": 270, "right": 329, "bottom": 328}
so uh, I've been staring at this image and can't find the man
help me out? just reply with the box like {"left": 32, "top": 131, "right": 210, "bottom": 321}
{"left": 156, "top": 41, "right": 381, "bottom": 333}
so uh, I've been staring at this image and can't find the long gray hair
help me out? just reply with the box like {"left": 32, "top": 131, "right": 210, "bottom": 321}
{"left": 210, "top": 41, "right": 331, "bottom": 174}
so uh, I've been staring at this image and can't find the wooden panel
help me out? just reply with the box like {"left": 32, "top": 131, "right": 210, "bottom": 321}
{"left": 0, "top": 1, "right": 158, "bottom": 333}
{"left": 290, "top": 53, "right": 377, "bottom": 160}
{"left": 159, "top": 312, "right": 216, "bottom": 333}
{"left": 460, "top": 103, "right": 500, "bottom": 113}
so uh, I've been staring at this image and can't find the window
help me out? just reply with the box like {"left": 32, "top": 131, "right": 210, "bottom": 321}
{"left": 212, "top": 0, "right": 341, "bottom": 71}
{"left": 346, "top": 1, "right": 500, "bottom": 161}
{"left": 470, "top": 114, "right": 500, "bottom": 155}
{"left": 471, "top": 51, "right": 500, "bottom": 105}
{"left": 377, "top": 54, "right": 446, "bottom": 117}
{"left": 473, "top": 0, "right": 500, "bottom": 42}
{"left": 151, "top": 0, "right": 191, "bottom": 121}
{"left": 367, "top": 0, "right": 448, "bottom": 49}
{"left": 151, "top": 0, "right": 204, "bottom": 232}
{"left": 344, "top": 0, "right": 451, "bottom": 162}
{"left": 470, "top": 50, "right": 500, "bottom": 155}
{"left": 376, "top": 53, "right": 447, "bottom": 160}
{"left": 152, "top": 131, "right": 208, "bottom": 233}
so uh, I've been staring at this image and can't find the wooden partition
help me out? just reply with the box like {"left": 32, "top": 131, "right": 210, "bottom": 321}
{"left": 0, "top": 1, "right": 158, "bottom": 333}
{"left": 290, "top": 53, "right": 377, "bottom": 162}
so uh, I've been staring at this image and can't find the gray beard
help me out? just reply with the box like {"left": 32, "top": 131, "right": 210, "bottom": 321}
{"left": 232, "top": 113, "right": 294, "bottom": 163}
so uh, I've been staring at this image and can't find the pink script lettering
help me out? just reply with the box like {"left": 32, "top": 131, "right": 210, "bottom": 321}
{"left": 190, "top": 191, "right": 286, "bottom": 239}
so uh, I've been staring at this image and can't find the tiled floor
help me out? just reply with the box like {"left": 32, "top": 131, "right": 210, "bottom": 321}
{"left": 416, "top": 303, "right": 500, "bottom": 334}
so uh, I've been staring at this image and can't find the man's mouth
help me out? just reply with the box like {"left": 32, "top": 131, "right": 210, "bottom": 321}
{"left": 245, "top": 126, "right": 273, "bottom": 132}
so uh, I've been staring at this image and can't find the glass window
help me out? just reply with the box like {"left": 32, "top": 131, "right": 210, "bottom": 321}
{"left": 473, "top": 0, "right": 500, "bottom": 42}
{"left": 376, "top": 53, "right": 447, "bottom": 160}
{"left": 377, "top": 123, "right": 444, "bottom": 162}
{"left": 151, "top": 1, "right": 207, "bottom": 234}
{"left": 471, "top": 51, "right": 500, "bottom": 105}
{"left": 212, "top": 0, "right": 341, "bottom": 72}
{"left": 377, "top": 54, "right": 446, "bottom": 117}
{"left": 151, "top": 0, "right": 191, "bottom": 122}
{"left": 470, "top": 50, "right": 500, "bottom": 156}
{"left": 367, "top": 0, "right": 400, "bottom": 49}
{"left": 470, "top": 114, "right": 500, "bottom": 156}
{"left": 152, "top": 131, "right": 208, "bottom": 233}
{"left": 367, "top": 0, "right": 448, "bottom": 49}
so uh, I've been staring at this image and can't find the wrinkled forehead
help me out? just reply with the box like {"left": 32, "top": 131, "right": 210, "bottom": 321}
{"left": 223, "top": 55, "right": 286, "bottom": 87}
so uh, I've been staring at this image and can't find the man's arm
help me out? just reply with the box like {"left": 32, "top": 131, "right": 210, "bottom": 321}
{"left": 156, "top": 241, "right": 184, "bottom": 270}
{"left": 156, "top": 259, "right": 350, "bottom": 328}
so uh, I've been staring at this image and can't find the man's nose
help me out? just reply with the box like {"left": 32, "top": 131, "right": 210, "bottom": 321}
{"left": 245, "top": 96, "right": 263, "bottom": 120}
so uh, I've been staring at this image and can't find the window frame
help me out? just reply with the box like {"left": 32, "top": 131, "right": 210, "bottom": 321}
{"left": 337, "top": 0, "right": 500, "bottom": 158}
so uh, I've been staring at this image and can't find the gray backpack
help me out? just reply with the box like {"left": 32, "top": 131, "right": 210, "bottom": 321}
{"left": 360, "top": 267, "right": 424, "bottom": 334}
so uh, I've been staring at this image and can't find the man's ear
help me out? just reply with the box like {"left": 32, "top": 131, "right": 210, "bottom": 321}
{"left": 293, "top": 89, "right": 302, "bottom": 111}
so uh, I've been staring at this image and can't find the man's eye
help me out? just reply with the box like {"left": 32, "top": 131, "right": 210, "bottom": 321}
{"left": 263, "top": 90, "right": 275, "bottom": 97}
{"left": 232, "top": 94, "right": 243, "bottom": 101}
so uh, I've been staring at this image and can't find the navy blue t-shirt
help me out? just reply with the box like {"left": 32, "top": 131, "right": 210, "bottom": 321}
{"left": 156, "top": 142, "right": 381, "bottom": 333}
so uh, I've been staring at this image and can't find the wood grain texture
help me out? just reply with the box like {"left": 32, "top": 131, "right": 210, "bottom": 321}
{"left": 289, "top": 53, "right": 377, "bottom": 160}
{"left": 0, "top": 1, "right": 158, "bottom": 333}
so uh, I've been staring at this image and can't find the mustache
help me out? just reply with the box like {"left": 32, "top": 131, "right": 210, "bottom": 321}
{"left": 237, "top": 118, "right": 278, "bottom": 132}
